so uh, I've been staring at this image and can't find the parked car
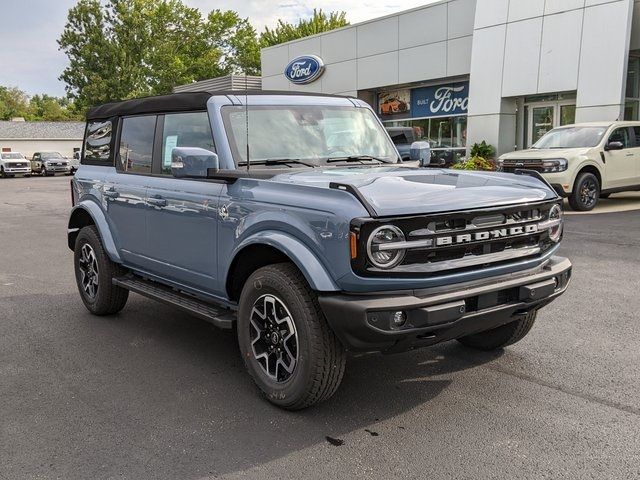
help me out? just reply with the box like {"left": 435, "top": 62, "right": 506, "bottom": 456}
{"left": 0, "top": 151, "right": 31, "bottom": 178}
{"left": 68, "top": 92, "right": 571, "bottom": 409}
{"left": 31, "top": 151, "right": 72, "bottom": 176}
{"left": 499, "top": 121, "right": 640, "bottom": 211}
{"left": 385, "top": 126, "right": 415, "bottom": 161}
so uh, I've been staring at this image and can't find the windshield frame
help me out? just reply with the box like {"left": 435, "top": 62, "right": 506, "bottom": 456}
{"left": 221, "top": 104, "right": 399, "bottom": 168}
{"left": 532, "top": 126, "right": 608, "bottom": 149}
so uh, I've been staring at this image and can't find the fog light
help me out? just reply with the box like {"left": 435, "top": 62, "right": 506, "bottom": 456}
{"left": 392, "top": 311, "right": 407, "bottom": 327}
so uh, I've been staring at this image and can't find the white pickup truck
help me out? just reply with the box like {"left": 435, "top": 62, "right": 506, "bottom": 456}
{"left": 0, "top": 151, "right": 31, "bottom": 178}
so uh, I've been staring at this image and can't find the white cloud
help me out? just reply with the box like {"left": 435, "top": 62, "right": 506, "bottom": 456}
{"left": 185, "top": 0, "right": 438, "bottom": 32}
{"left": 2, "top": 0, "right": 440, "bottom": 96}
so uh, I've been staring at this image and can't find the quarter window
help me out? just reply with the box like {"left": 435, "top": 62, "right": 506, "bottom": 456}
{"left": 83, "top": 120, "right": 113, "bottom": 165}
{"left": 118, "top": 115, "right": 156, "bottom": 174}
{"left": 161, "top": 112, "right": 215, "bottom": 175}
{"left": 608, "top": 127, "right": 631, "bottom": 149}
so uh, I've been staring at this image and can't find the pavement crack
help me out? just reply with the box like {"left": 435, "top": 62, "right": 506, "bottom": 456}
{"left": 487, "top": 364, "right": 640, "bottom": 417}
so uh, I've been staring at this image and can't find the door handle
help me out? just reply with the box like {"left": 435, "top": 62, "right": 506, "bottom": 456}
{"left": 147, "top": 195, "right": 167, "bottom": 207}
{"left": 103, "top": 189, "right": 119, "bottom": 199}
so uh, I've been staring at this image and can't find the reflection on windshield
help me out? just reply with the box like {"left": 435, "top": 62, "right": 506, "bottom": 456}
{"left": 533, "top": 126, "right": 606, "bottom": 149}
{"left": 42, "top": 152, "right": 63, "bottom": 159}
{"left": 222, "top": 105, "right": 398, "bottom": 165}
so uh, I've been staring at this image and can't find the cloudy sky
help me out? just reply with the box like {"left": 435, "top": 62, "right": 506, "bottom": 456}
{"left": 0, "top": 0, "right": 433, "bottom": 97}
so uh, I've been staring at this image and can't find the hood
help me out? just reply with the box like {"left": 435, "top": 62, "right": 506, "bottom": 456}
{"left": 500, "top": 147, "right": 590, "bottom": 160}
{"left": 271, "top": 166, "right": 557, "bottom": 217}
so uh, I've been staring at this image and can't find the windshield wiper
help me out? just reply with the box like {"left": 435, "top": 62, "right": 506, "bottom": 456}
{"left": 326, "top": 155, "right": 387, "bottom": 164}
{"left": 237, "top": 158, "right": 317, "bottom": 167}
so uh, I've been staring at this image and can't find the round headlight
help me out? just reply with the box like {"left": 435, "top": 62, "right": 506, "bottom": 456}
{"left": 548, "top": 204, "right": 563, "bottom": 242}
{"left": 366, "top": 225, "right": 406, "bottom": 269}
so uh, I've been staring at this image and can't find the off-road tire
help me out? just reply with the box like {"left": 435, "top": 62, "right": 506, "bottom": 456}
{"left": 237, "top": 263, "right": 347, "bottom": 410}
{"left": 457, "top": 311, "right": 537, "bottom": 351}
{"left": 568, "top": 172, "right": 599, "bottom": 211}
{"left": 74, "top": 225, "right": 129, "bottom": 315}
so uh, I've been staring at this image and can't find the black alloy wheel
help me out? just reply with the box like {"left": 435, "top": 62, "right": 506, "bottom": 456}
{"left": 568, "top": 172, "right": 600, "bottom": 211}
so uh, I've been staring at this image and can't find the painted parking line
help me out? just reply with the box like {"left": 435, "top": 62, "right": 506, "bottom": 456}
{"left": 564, "top": 192, "right": 640, "bottom": 215}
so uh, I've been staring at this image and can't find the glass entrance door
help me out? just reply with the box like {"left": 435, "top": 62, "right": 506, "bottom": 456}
{"left": 529, "top": 106, "right": 555, "bottom": 145}
{"left": 525, "top": 101, "right": 576, "bottom": 147}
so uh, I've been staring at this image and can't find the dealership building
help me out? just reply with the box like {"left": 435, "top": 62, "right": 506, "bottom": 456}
{"left": 260, "top": 0, "right": 640, "bottom": 158}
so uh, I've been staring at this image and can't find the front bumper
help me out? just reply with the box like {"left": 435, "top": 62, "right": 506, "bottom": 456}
{"left": 318, "top": 256, "right": 572, "bottom": 353}
{"left": 44, "top": 165, "right": 71, "bottom": 174}
{"left": 3, "top": 167, "right": 31, "bottom": 175}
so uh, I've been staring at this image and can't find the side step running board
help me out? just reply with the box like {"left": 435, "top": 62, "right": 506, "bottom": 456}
{"left": 113, "top": 275, "right": 236, "bottom": 329}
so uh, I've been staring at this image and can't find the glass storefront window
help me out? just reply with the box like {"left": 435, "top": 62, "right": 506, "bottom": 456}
{"left": 624, "top": 101, "right": 638, "bottom": 121}
{"left": 385, "top": 115, "right": 467, "bottom": 167}
{"left": 385, "top": 116, "right": 467, "bottom": 150}
{"left": 560, "top": 105, "right": 576, "bottom": 126}
{"left": 626, "top": 56, "right": 640, "bottom": 120}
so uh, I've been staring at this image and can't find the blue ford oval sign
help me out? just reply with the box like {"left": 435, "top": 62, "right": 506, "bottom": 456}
{"left": 284, "top": 55, "right": 325, "bottom": 84}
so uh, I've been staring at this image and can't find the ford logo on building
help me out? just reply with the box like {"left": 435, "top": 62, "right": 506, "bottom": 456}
{"left": 284, "top": 55, "right": 325, "bottom": 84}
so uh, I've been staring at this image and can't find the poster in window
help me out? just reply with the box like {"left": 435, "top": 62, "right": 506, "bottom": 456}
{"left": 378, "top": 89, "right": 411, "bottom": 117}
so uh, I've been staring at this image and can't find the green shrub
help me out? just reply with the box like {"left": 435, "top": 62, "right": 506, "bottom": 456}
{"left": 469, "top": 141, "right": 496, "bottom": 159}
{"left": 451, "top": 156, "right": 496, "bottom": 171}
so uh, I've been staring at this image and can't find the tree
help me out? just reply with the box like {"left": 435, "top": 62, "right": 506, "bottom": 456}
{"left": 29, "top": 94, "right": 83, "bottom": 121}
{"left": 58, "top": 0, "right": 261, "bottom": 110}
{"left": 260, "top": 9, "right": 349, "bottom": 48}
{"left": 0, "top": 86, "right": 31, "bottom": 120}
{"left": 0, "top": 86, "right": 83, "bottom": 121}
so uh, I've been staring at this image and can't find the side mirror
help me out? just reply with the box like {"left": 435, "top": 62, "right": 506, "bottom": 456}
{"left": 171, "top": 147, "right": 219, "bottom": 178}
{"left": 605, "top": 141, "right": 624, "bottom": 151}
{"left": 409, "top": 141, "right": 431, "bottom": 167}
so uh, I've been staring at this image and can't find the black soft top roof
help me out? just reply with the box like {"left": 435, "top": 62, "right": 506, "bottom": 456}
{"left": 85, "top": 90, "right": 345, "bottom": 121}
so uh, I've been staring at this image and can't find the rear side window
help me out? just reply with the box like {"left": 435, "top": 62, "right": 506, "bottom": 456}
{"left": 160, "top": 112, "right": 214, "bottom": 175}
{"left": 83, "top": 121, "right": 113, "bottom": 165}
{"left": 117, "top": 115, "right": 156, "bottom": 174}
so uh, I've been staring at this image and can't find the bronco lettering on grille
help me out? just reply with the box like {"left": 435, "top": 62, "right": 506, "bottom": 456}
{"left": 435, "top": 224, "right": 538, "bottom": 246}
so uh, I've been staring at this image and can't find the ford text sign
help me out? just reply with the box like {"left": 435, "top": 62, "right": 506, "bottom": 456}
{"left": 411, "top": 82, "right": 469, "bottom": 118}
{"left": 284, "top": 55, "right": 325, "bottom": 84}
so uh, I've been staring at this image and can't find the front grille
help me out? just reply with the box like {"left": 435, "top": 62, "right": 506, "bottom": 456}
{"left": 501, "top": 159, "right": 544, "bottom": 173}
{"left": 351, "top": 201, "right": 560, "bottom": 277}
{"left": 7, "top": 162, "right": 28, "bottom": 168}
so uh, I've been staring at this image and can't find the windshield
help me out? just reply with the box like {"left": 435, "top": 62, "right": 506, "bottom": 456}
{"left": 1, "top": 153, "right": 25, "bottom": 159}
{"left": 222, "top": 105, "right": 398, "bottom": 165}
{"left": 533, "top": 126, "right": 607, "bottom": 149}
{"left": 42, "top": 152, "right": 63, "bottom": 159}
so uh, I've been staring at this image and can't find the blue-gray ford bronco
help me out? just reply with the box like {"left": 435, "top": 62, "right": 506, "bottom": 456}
{"left": 68, "top": 91, "right": 572, "bottom": 409}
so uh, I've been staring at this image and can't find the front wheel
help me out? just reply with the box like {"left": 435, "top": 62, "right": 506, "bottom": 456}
{"left": 568, "top": 172, "right": 599, "bottom": 211}
{"left": 457, "top": 311, "right": 537, "bottom": 351}
{"left": 74, "top": 225, "right": 129, "bottom": 315}
{"left": 237, "top": 263, "right": 346, "bottom": 410}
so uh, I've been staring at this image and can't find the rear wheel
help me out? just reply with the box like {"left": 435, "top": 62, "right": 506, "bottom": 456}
{"left": 237, "top": 263, "right": 346, "bottom": 410}
{"left": 457, "top": 311, "right": 537, "bottom": 351}
{"left": 568, "top": 172, "right": 599, "bottom": 211}
{"left": 74, "top": 226, "right": 129, "bottom": 315}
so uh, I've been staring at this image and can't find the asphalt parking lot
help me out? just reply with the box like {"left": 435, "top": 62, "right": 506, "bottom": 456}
{"left": 1, "top": 176, "right": 639, "bottom": 480}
